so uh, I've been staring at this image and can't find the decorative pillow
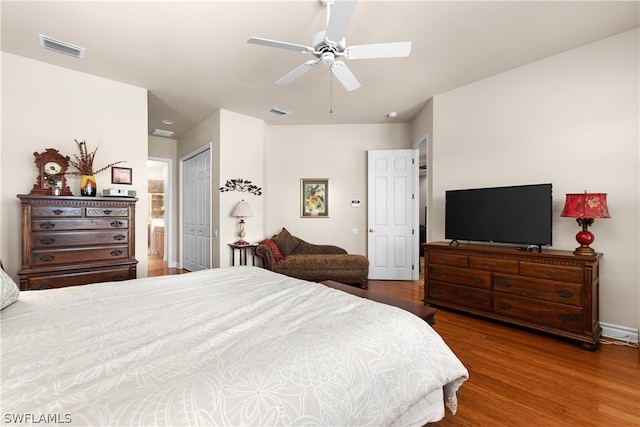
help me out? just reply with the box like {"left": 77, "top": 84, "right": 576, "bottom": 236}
{"left": 271, "top": 227, "right": 300, "bottom": 256}
{"left": 1, "top": 265, "right": 20, "bottom": 310}
{"left": 259, "top": 239, "right": 284, "bottom": 262}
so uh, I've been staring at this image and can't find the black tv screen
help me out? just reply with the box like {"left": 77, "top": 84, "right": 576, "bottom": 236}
{"left": 445, "top": 183, "right": 552, "bottom": 246}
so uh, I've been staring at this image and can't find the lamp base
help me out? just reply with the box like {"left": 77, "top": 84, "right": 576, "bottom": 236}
{"left": 573, "top": 245, "right": 596, "bottom": 256}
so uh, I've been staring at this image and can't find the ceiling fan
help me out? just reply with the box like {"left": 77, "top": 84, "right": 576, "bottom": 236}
{"left": 247, "top": 0, "right": 411, "bottom": 92}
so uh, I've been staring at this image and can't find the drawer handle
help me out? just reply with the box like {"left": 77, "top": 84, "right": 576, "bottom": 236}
{"left": 544, "top": 269, "right": 554, "bottom": 276}
{"left": 432, "top": 287, "right": 442, "bottom": 294}
{"left": 39, "top": 221, "right": 56, "bottom": 230}
{"left": 558, "top": 313, "right": 575, "bottom": 323}
{"left": 487, "top": 262, "right": 496, "bottom": 268}
{"left": 103, "top": 209, "right": 113, "bottom": 215}
{"left": 113, "top": 234, "right": 126, "bottom": 241}
{"left": 498, "top": 301, "right": 511, "bottom": 309}
{"left": 39, "top": 255, "right": 55, "bottom": 262}
{"left": 112, "top": 274, "right": 125, "bottom": 281}
{"left": 110, "top": 220, "right": 123, "bottom": 228}
{"left": 473, "top": 276, "right": 484, "bottom": 283}
{"left": 497, "top": 279, "right": 511, "bottom": 288}
{"left": 36, "top": 283, "right": 53, "bottom": 290}
{"left": 432, "top": 269, "right": 442, "bottom": 277}
{"left": 473, "top": 296, "right": 486, "bottom": 303}
{"left": 40, "top": 238, "right": 55, "bottom": 245}
{"left": 52, "top": 209, "right": 64, "bottom": 215}
{"left": 110, "top": 250, "right": 123, "bottom": 256}
{"left": 557, "top": 289, "right": 573, "bottom": 299}
{"left": 443, "top": 257, "right": 450, "bottom": 263}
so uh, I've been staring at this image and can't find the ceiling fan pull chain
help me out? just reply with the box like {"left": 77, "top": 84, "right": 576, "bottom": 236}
{"left": 329, "top": 66, "right": 334, "bottom": 114}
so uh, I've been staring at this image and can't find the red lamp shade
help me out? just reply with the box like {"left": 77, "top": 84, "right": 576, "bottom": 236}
{"left": 561, "top": 192, "right": 609, "bottom": 256}
{"left": 560, "top": 193, "right": 610, "bottom": 219}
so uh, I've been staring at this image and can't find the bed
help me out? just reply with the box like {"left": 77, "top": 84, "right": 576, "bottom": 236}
{"left": 1, "top": 266, "right": 468, "bottom": 426}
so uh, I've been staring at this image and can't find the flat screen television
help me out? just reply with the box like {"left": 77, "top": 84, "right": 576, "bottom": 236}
{"left": 445, "top": 183, "right": 552, "bottom": 248}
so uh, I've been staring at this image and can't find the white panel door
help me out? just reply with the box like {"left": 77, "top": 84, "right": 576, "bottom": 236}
{"left": 367, "top": 149, "right": 417, "bottom": 280}
{"left": 182, "top": 148, "right": 211, "bottom": 271}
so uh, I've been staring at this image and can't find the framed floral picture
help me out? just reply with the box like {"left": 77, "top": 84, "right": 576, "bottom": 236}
{"left": 301, "top": 178, "right": 329, "bottom": 217}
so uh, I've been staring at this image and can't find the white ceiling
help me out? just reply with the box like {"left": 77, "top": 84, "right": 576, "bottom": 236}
{"left": 2, "top": 1, "right": 638, "bottom": 139}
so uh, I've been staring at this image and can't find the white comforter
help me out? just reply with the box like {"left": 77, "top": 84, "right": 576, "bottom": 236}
{"left": 1, "top": 267, "right": 467, "bottom": 426}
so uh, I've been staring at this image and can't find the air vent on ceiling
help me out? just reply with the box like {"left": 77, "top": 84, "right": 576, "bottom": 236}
{"left": 39, "top": 34, "right": 85, "bottom": 58}
{"left": 269, "top": 107, "right": 290, "bottom": 116}
{"left": 152, "top": 129, "right": 175, "bottom": 138}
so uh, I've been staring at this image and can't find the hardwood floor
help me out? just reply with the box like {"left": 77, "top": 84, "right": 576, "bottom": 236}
{"left": 148, "top": 256, "right": 640, "bottom": 426}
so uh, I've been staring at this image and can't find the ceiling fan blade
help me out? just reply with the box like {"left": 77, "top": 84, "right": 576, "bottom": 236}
{"left": 345, "top": 41, "right": 412, "bottom": 59}
{"left": 276, "top": 59, "right": 321, "bottom": 85}
{"left": 331, "top": 61, "right": 361, "bottom": 92}
{"left": 325, "top": 0, "right": 357, "bottom": 44}
{"left": 247, "top": 37, "right": 315, "bottom": 54}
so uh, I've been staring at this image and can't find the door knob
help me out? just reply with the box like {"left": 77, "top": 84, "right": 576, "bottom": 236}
{"left": 369, "top": 228, "right": 375, "bottom": 233}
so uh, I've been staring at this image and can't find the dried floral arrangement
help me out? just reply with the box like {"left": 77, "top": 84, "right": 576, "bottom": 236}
{"left": 219, "top": 178, "right": 262, "bottom": 196}
{"left": 67, "top": 139, "right": 125, "bottom": 176}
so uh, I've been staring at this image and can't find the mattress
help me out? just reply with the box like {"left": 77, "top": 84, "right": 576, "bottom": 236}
{"left": 1, "top": 266, "right": 467, "bottom": 426}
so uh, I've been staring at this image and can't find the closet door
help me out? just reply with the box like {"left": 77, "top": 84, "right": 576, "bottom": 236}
{"left": 182, "top": 148, "right": 211, "bottom": 271}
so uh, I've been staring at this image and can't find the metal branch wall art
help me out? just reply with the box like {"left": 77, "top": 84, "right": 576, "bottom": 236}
{"left": 219, "top": 178, "right": 262, "bottom": 196}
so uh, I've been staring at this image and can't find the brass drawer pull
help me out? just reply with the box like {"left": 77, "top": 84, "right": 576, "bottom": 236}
{"left": 558, "top": 313, "right": 575, "bottom": 322}
{"left": 39, "top": 221, "right": 55, "bottom": 230}
{"left": 497, "top": 280, "right": 511, "bottom": 288}
{"left": 36, "top": 283, "right": 53, "bottom": 289}
{"left": 110, "top": 220, "right": 123, "bottom": 228}
{"left": 557, "top": 289, "right": 573, "bottom": 298}
{"left": 40, "top": 238, "right": 55, "bottom": 245}
{"left": 432, "top": 269, "right": 442, "bottom": 276}
{"left": 544, "top": 269, "right": 554, "bottom": 276}
{"left": 473, "top": 276, "right": 484, "bottom": 283}
{"left": 443, "top": 257, "right": 450, "bottom": 263}
{"left": 52, "top": 209, "right": 64, "bottom": 215}
{"left": 473, "top": 296, "right": 486, "bottom": 303}
{"left": 498, "top": 301, "right": 511, "bottom": 309}
{"left": 113, "top": 234, "right": 126, "bottom": 241}
{"left": 112, "top": 274, "right": 125, "bottom": 281}
{"left": 487, "top": 262, "right": 496, "bottom": 268}
{"left": 39, "top": 255, "right": 55, "bottom": 262}
{"left": 432, "top": 287, "right": 442, "bottom": 294}
{"left": 110, "top": 250, "right": 123, "bottom": 256}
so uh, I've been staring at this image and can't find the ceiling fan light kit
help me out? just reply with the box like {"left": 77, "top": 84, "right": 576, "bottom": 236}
{"left": 247, "top": 0, "right": 411, "bottom": 92}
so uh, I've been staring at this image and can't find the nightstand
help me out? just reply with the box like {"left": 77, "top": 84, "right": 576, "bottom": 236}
{"left": 228, "top": 242, "right": 258, "bottom": 266}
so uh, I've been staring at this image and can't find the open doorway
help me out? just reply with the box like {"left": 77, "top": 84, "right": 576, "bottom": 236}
{"left": 147, "top": 158, "right": 170, "bottom": 274}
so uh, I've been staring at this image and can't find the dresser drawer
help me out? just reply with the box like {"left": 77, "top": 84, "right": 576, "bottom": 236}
{"left": 31, "top": 246, "right": 130, "bottom": 266}
{"left": 520, "top": 262, "right": 583, "bottom": 284}
{"left": 32, "top": 231, "right": 129, "bottom": 249}
{"left": 428, "top": 281, "right": 491, "bottom": 311}
{"left": 86, "top": 206, "right": 129, "bottom": 217}
{"left": 25, "top": 267, "right": 135, "bottom": 290}
{"left": 469, "top": 257, "right": 519, "bottom": 274}
{"left": 31, "top": 218, "right": 128, "bottom": 231}
{"left": 428, "top": 264, "right": 490, "bottom": 289}
{"left": 428, "top": 252, "right": 468, "bottom": 268}
{"left": 493, "top": 294, "right": 583, "bottom": 333}
{"left": 493, "top": 274, "right": 582, "bottom": 306}
{"left": 31, "top": 206, "right": 82, "bottom": 218}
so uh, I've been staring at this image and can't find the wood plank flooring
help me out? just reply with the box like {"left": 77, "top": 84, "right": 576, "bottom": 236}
{"left": 148, "top": 256, "right": 640, "bottom": 426}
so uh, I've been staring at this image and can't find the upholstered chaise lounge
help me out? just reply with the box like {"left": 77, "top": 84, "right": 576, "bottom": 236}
{"left": 255, "top": 228, "right": 369, "bottom": 289}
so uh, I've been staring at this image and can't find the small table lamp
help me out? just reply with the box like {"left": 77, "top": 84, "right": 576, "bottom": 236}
{"left": 232, "top": 199, "right": 253, "bottom": 245}
{"left": 560, "top": 191, "right": 610, "bottom": 256}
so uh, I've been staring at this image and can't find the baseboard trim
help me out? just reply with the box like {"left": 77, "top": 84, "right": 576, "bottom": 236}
{"left": 600, "top": 322, "right": 639, "bottom": 344}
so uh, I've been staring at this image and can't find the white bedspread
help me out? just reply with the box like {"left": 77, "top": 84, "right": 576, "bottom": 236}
{"left": 1, "top": 267, "right": 467, "bottom": 426}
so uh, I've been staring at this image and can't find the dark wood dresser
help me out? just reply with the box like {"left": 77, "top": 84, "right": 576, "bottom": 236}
{"left": 17, "top": 195, "right": 138, "bottom": 290}
{"left": 423, "top": 242, "right": 602, "bottom": 350}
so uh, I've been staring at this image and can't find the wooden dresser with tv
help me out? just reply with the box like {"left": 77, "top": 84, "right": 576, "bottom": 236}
{"left": 423, "top": 242, "right": 602, "bottom": 350}
{"left": 17, "top": 195, "right": 138, "bottom": 290}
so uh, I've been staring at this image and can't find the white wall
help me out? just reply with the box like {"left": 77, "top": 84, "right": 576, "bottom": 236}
{"left": 265, "top": 123, "right": 411, "bottom": 255}
{"left": 429, "top": 29, "right": 639, "bottom": 330}
{"left": 1, "top": 53, "right": 149, "bottom": 279}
